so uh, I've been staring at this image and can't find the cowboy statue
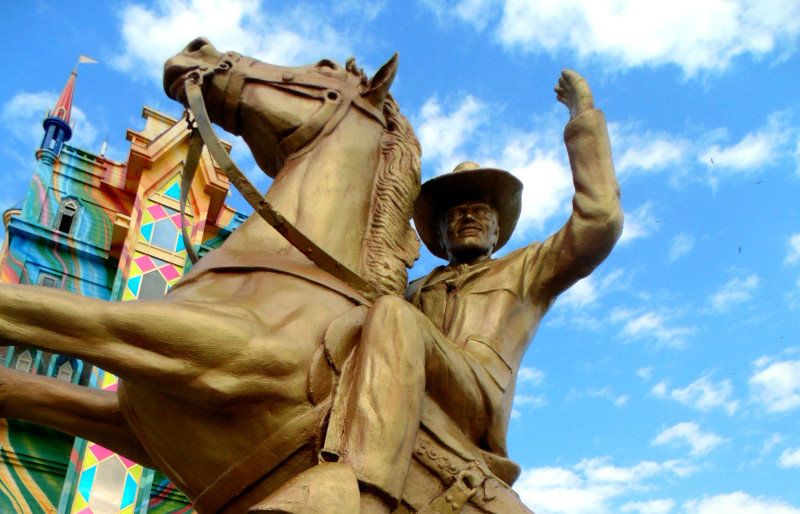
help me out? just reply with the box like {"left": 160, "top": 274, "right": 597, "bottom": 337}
{"left": 308, "top": 69, "right": 624, "bottom": 513}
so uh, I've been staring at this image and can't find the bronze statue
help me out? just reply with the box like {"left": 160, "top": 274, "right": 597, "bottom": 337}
{"left": 0, "top": 38, "right": 621, "bottom": 514}
{"left": 321, "top": 70, "right": 622, "bottom": 513}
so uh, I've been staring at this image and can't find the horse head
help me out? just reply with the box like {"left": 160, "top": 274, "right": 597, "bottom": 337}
{"left": 164, "top": 37, "right": 399, "bottom": 178}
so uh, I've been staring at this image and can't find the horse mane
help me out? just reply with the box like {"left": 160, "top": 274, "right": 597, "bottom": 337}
{"left": 358, "top": 93, "right": 421, "bottom": 296}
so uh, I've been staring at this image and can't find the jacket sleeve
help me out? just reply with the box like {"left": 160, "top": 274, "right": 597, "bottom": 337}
{"left": 526, "top": 108, "right": 623, "bottom": 305}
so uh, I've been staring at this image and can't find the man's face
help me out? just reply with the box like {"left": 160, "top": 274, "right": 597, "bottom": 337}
{"left": 440, "top": 200, "right": 499, "bottom": 264}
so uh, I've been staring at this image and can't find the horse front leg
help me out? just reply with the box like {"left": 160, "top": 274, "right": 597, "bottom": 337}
{"left": 0, "top": 365, "right": 156, "bottom": 469}
{"left": 0, "top": 283, "right": 256, "bottom": 404}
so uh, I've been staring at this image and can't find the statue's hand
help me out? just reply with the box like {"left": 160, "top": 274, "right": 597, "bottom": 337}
{"left": 555, "top": 69, "right": 594, "bottom": 120}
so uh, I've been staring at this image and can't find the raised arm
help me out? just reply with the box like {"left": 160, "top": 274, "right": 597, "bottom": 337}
{"left": 533, "top": 70, "right": 623, "bottom": 301}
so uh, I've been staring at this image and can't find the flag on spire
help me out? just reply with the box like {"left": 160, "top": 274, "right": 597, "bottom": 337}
{"left": 78, "top": 55, "right": 98, "bottom": 65}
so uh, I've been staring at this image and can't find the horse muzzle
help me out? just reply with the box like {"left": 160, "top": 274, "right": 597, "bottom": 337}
{"left": 163, "top": 37, "right": 224, "bottom": 103}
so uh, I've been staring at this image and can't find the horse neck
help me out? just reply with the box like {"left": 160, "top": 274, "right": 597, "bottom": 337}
{"left": 227, "top": 111, "right": 383, "bottom": 272}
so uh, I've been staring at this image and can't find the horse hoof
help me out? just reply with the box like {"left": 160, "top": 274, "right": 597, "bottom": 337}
{"left": 248, "top": 462, "right": 360, "bottom": 513}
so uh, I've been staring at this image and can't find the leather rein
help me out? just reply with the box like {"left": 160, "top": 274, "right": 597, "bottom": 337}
{"left": 178, "top": 52, "right": 382, "bottom": 303}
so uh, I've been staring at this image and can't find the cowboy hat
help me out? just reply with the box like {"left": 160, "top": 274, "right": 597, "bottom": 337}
{"left": 414, "top": 161, "right": 523, "bottom": 260}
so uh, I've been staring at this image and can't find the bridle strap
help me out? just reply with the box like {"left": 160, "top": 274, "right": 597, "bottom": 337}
{"left": 179, "top": 126, "right": 203, "bottom": 264}
{"left": 181, "top": 78, "right": 380, "bottom": 302}
{"left": 279, "top": 88, "right": 344, "bottom": 158}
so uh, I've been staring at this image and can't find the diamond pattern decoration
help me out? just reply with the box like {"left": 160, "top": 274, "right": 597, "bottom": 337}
{"left": 137, "top": 177, "right": 193, "bottom": 255}
{"left": 71, "top": 445, "right": 146, "bottom": 514}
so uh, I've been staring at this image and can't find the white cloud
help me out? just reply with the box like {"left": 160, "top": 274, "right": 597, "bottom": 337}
{"left": 749, "top": 358, "right": 800, "bottom": 412}
{"left": 653, "top": 375, "right": 739, "bottom": 415}
{"left": 621, "top": 499, "right": 675, "bottom": 514}
{"left": 515, "top": 457, "right": 689, "bottom": 514}
{"left": 611, "top": 114, "right": 796, "bottom": 188}
{"left": 709, "top": 274, "right": 759, "bottom": 312}
{"left": 415, "top": 95, "right": 577, "bottom": 235}
{"left": 514, "top": 394, "right": 548, "bottom": 409}
{"left": 786, "top": 234, "right": 800, "bottom": 264}
{"left": 652, "top": 381, "right": 668, "bottom": 396}
{"left": 518, "top": 366, "right": 545, "bottom": 385}
{"left": 618, "top": 139, "right": 686, "bottom": 176}
{"left": 1, "top": 91, "right": 58, "bottom": 144}
{"left": 619, "top": 202, "right": 658, "bottom": 244}
{"left": 795, "top": 139, "right": 800, "bottom": 176}
{"left": 577, "top": 458, "right": 662, "bottom": 484}
{"left": 762, "top": 433, "right": 785, "bottom": 456}
{"left": 779, "top": 447, "right": 800, "bottom": 468}
{"left": 0, "top": 91, "right": 99, "bottom": 153}
{"left": 699, "top": 113, "right": 793, "bottom": 175}
{"left": 615, "top": 309, "right": 694, "bottom": 348}
{"left": 332, "top": 0, "right": 387, "bottom": 22}
{"left": 669, "top": 233, "right": 695, "bottom": 262}
{"left": 559, "top": 276, "right": 598, "bottom": 309}
{"left": 419, "top": 0, "right": 497, "bottom": 30}
{"left": 493, "top": 0, "right": 800, "bottom": 76}
{"left": 700, "top": 133, "right": 780, "bottom": 171}
{"left": 0, "top": 91, "right": 97, "bottom": 148}
{"left": 512, "top": 392, "right": 548, "bottom": 418}
{"left": 516, "top": 466, "right": 609, "bottom": 514}
{"left": 494, "top": 142, "right": 575, "bottom": 236}
{"left": 637, "top": 367, "right": 654, "bottom": 381}
{"left": 557, "top": 268, "right": 626, "bottom": 311}
{"left": 684, "top": 492, "right": 800, "bottom": 513}
{"left": 113, "top": 0, "right": 356, "bottom": 82}
{"left": 652, "top": 422, "right": 724, "bottom": 456}
{"left": 569, "top": 387, "right": 629, "bottom": 407}
{"left": 416, "top": 95, "right": 488, "bottom": 176}
{"left": 610, "top": 125, "right": 688, "bottom": 179}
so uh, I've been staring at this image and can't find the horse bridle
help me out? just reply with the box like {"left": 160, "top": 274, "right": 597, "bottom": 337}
{"left": 179, "top": 52, "right": 382, "bottom": 302}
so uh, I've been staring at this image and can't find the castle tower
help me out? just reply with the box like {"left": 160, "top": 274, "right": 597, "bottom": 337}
{"left": 37, "top": 69, "right": 76, "bottom": 164}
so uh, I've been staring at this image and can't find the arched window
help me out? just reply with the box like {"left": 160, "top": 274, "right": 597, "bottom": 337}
{"left": 55, "top": 198, "right": 79, "bottom": 234}
{"left": 47, "top": 354, "right": 83, "bottom": 384}
{"left": 14, "top": 349, "right": 33, "bottom": 373}
{"left": 56, "top": 360, "right": 74, "bottom": 381}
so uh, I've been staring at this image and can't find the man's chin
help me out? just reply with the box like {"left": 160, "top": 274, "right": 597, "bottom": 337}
{"left": 446, "top": 242, "right": 493, "bottom": 263}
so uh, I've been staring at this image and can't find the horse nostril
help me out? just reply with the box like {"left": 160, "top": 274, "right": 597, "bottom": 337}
{"left": 186, "top": 37, "right": 210, "bottom": 53}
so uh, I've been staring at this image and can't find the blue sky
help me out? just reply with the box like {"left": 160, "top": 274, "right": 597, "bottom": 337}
{"left": 2, "top": 1, "right": 800, "bottom": 513}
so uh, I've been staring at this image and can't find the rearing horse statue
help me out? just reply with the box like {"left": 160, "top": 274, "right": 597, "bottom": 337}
{"left": 0, "top": 39, "right": 531, "bottom": 513}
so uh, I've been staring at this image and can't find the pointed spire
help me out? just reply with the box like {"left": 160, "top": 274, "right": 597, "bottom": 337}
{"left": 51, "top": 69, "right": 77, "bottom": 124}
{"left": 37, "top": 57, "right": 97, "bottom": 163}
{"left": 38, "top": 68, "right": 78, "bottom": 161}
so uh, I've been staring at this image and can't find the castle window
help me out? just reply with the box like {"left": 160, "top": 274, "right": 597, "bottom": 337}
{"left": 47, "top": 354, "right": 82, "bottom": 384}
{"left": 138, "top": 270, "right": 168, "bottom": 299}
{"left": 151, "top": 218, "right": 179, "bottom": 251}
{"left": 55, "top": 198, "right": 79, "bottom": 234}
{"left": 14, "top": 349, "right": 33, "bottom": 373}
{"left": 37, "top": 272, "right": 61, "bottom": 288}
{"left": 56, "top": 360, "right": 74, "bottom": 382}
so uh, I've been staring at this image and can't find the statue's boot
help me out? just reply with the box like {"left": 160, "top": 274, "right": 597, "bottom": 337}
{"left": 248, "top": 462, "right": 360, "bottom": 513}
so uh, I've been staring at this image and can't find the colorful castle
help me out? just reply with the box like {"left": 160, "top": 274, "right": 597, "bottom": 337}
{"left": 0, "top": 62, "right": 245, "bottom": 513}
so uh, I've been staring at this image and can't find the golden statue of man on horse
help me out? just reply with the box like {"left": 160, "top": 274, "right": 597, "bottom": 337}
{"left": 0, "top": 37, "right": 621, "bottom": 513}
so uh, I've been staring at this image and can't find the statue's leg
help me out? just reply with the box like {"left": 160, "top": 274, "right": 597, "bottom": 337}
{"left": 327, "top": 295, "right": 488, "bottom": 513}
{"left": 0, "top": 365, "right": 155, "bottom": 468}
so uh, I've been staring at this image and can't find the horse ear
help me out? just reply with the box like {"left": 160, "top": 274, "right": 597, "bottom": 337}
{"left": 362, "top": 53, "right": 398, "bottom": 108}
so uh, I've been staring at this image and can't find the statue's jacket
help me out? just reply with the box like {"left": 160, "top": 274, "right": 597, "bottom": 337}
{"left": 405, "top": 108, "right": 623, "bottom": 459}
